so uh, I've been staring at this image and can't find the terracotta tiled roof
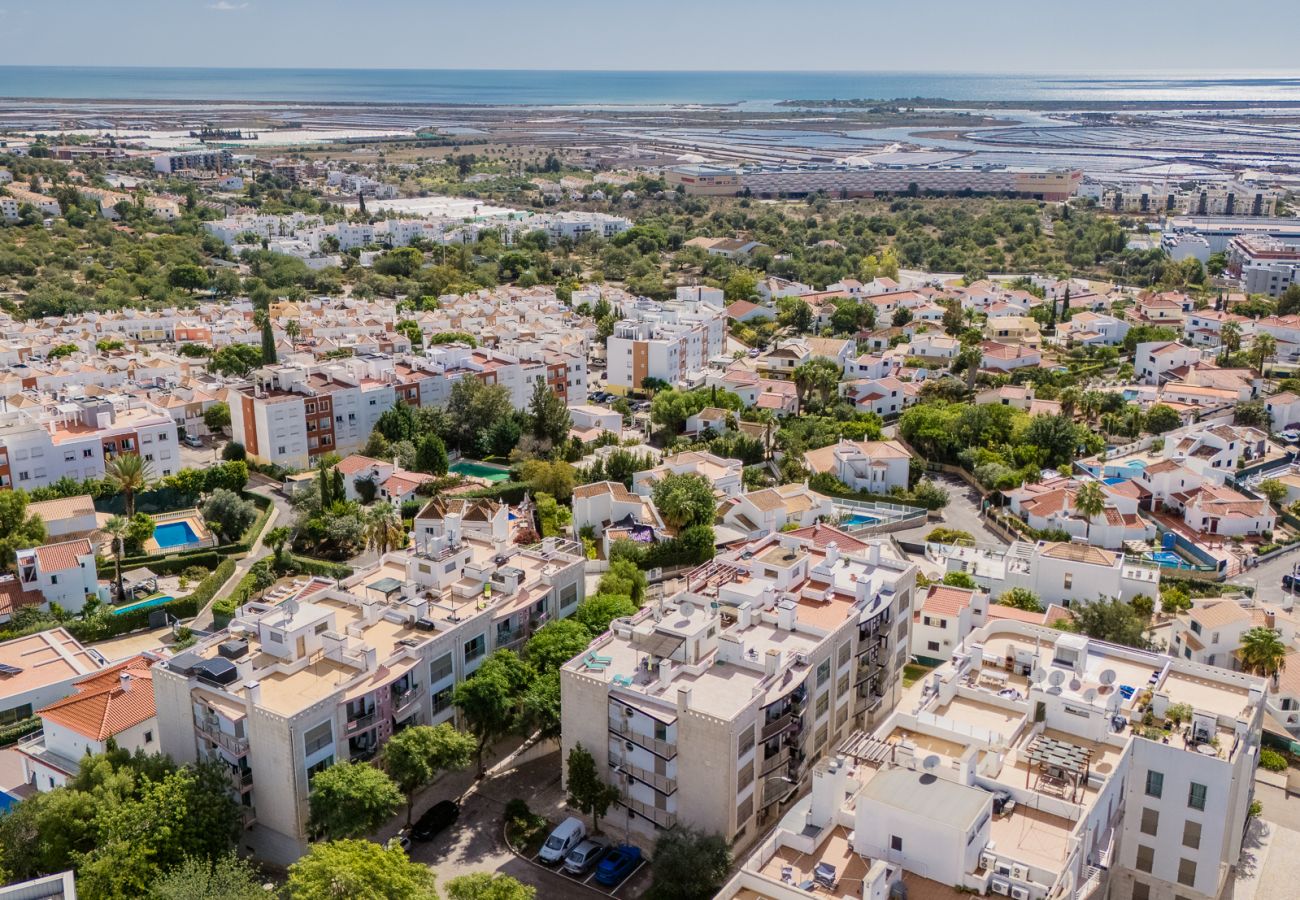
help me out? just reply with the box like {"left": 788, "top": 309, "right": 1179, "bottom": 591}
{"left": 38, "top": 654, "right": 159, "bottom": 741}
{"left": 26, "top": 494, "right": 95, "bottom": 523}
{"left": 921, "top": 585, "right": 976, "bottom": 617}
{"left": 784, "top": 523, "right": 870, "bottom": 551}
{"left": 33, "top": 538, "right": 93, "bottom": 573}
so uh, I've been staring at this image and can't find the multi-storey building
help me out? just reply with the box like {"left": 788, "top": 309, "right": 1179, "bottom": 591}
{"left": 14, "top": 539, "right": 102, "bottom": 616}
{"left": 0, "top": 398, "right": 177, "bottom": 490}
{"left": 560, "top": 529, "right": 917, "bottom": 853}
{"left": 938, "top": 540, "right": 1162, "bottom": 606}
{"left": 152, "top": 530, "right": 586, "bottom": 864}
{"left": 154, "top": 149, "right": 234, "bottom": 174}
{"left": 605, "top": 297, "right": 726, "bottom": 393}
{"left": 718, "top": 620, "right": 1266, "bottom": 900}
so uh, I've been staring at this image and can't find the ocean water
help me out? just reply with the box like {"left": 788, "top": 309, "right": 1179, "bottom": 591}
{"left": 3, "top": 67, "right": 1300, "bottom": 106}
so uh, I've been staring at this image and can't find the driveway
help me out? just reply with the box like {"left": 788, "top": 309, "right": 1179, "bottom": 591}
{"left": 1229, "top": 549, "right": 1300, "bottom": 606}
{"left": 891, "top": 473, "right": 1007, "bottom": 547}
{"left": 190, "top": 481, "right": 291, "bottom": 630}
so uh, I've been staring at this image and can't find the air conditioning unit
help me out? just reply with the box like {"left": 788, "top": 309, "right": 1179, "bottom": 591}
{"left": 625, "top": 740, "right": 634, "bottom": 751}
{"left": 991, "top": 878, "right": 1010, "bottom": 896}
{"left": 1011, "top": 864, "right": 1029, "bottom": 881}
{"left": 980, "top": 851, "right": 998, "bottom": 872}
{"left": 1010, "top": 887, "right": 1030, "bottom": 900}
{"left": 624, "top": 706, "right": 635, "bottom": 717}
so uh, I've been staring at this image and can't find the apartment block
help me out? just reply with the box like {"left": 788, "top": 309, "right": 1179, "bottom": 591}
{"left": 719, "top": 621, "right": 1265, "bottom": 900}
{"left": 939, "top": 540, "right": 1162, "bottom": 607}
{"left": 0, "top": 397, "right": 177, "bottom": 491}
{"left": 605, "top": 297, "right": 726, "bottom": 393}
{"left": 152, "top": 531, "right": 586, "bottom": 864}
{"left": 560, "top": 529, "right": 917, "bottom": 853}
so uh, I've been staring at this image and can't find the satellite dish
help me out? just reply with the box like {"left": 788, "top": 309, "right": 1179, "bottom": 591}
{"left": 1099, "top": 669, "right": 1117, "bottom": 686}
{"left": 1030, "top": 668, "right": 1047, "bottom": 684}
{"left": 1069, "top": 678, "right": 1082, "bottom": 692}
{"left": 679, "top": 601, "right": 695, "bottom": 617}
{"left": 1083, "top": 688, "right": 1098, "bottom": 703}
{"left": 922, "top": 754, "right": 941, "bottom": 771}
{"left": 1049, "top": 670, "right": 1066, "bottom": 686}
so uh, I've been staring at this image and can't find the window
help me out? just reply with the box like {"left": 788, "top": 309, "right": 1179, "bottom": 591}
{"left": 1140, "top": 808, "right": 1159, "bottom": 836}
{"left": 1182, "top": 819, "right": 1201, "bottom": 850}
{"left": 464, "top": 634, "right": 486, "bottom": 663}
{"left": 49, "top": 575, "right": 58, "bottom": 586}
{"left": 432, "top": 687, "right": 454, "bottom": 714}
{"left": 430, "top": 653, "right": 453, "bottom": 684}
{"left": 815, "top": 692, "right": 829, "bottom": 719}
{"left": 890, "top": 835, "right": 903, "bottom": 852}
{"left": 1187, "top": 782, "right": 1207, "bottom": 811}
{"left": 1131, "top": 882, "right": 1151, "bottom": 900}
{"left": 144, "top": 730, "right": 153, "bottom": 744}
{"left": 306, "top": 756, "right": 334, "bottom": 780}
{"left": 267, "top": 631, "right": 284, "bottom": 645}
{"left": 928, "top": 641, "right": 940, "bottom": 652}
{"left": 303, "top": 720, "right": 333, "bottom": 756}
{"left": 63, "top": 451, "right": 74, "bottom": 462}
{"left": 738, "top": 727, "right": 755, "bottom": 759}
{"left": 817, "top": 659, "right": 831, "bottom": 687}
{"left": 1145, "top": 770, "right": 1163, "bottom": 798}
{"left": 314, "top": 622, "right": 329, "bottom": 635}
{"left": 83, "top": 449, "right": 93, "bottom": 458}
{"left": 0, "top": 703, "right": 33, "bottom": 727}
{"left": 1135, "top": 845, "right": 1154, "bottom": 874}
{"left": 1063, "top": 573, "right": 1073, "bottom": 589}
{"left": 838, "top": 642, "right": 851, "bottom": 667}
{"left": 1177, "top": 858, "right": 1196, "bottom": 887}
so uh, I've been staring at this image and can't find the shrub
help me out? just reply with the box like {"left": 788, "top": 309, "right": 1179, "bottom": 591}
{"left": 1260, "top": 748, "right": 1288, "bottom": 772}
{"left": 927, "top": 527, "right": 973, "bottom": 544}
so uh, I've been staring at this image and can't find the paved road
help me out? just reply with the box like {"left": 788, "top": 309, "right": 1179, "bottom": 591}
{"left": 191, "top": 479, "right": 292, "bottom": 630}
{"left": 1229, "top": 548, "right": 1300, "bottom": 606}
{"left": 891, "top": 473, "right": 1007, "bottom": 548}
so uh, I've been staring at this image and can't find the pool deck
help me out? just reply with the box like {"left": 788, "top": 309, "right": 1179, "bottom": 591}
{"left": 143, "top": 510, "right": 216, "bottom": 554}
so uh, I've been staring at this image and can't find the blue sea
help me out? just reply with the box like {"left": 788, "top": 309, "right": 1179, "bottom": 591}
{"left": 3, "top": 67, "right": 1300, "bottom": 106}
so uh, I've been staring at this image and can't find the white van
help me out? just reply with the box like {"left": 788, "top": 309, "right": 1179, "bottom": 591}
{"left": 539, "top": 816, "right": 586, "bottom": 865}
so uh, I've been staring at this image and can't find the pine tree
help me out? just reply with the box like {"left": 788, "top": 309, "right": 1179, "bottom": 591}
{"left": 261, "top": 318, "right": 277, "bottom": 365}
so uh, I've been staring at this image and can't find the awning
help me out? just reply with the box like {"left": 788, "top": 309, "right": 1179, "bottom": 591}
{"left": 367, "top": 577, "right": 404, "bottom": 598}
{"left": 630, "top": 630, "right": 685, "bottom": 660}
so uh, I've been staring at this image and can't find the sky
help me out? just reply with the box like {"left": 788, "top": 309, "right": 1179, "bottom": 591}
{"left": 1, "top": 0, "right": 1299, "bottom": 71}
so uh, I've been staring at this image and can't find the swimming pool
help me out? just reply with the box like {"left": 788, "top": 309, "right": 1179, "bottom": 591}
{"left": 841, "top": 513, "right": 880, "bottom": 528}
{"left": 154, "top": 521, "right": 200, "bottom": 549}
{"left": 1143, "top": 550, "right": 1192, "bottom": 569}
{"left": 450, "top": 460, "right": 511, "bottom": 483}
{"left": 111, "top": 594, "right": 175, "bottom": 616}
{"left": 0, "top": 791, "right": 17, "bottom": 814}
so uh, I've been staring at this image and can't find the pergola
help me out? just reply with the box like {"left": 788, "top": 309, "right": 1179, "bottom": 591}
{"left": 1023, "top": 734, "right": 1092, "bottom": 803}
{"left": 366, "top": 576, "right": 404, "bottom": 604}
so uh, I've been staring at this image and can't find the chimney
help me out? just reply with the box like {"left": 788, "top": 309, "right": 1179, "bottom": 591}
{"left": 869, "top": 542, "right": 881, "bottom": 566}
{"left": 118, "top": 671, "right": 132, "bottom": 692}
{"left": 777, "top": 601, "right": 796, "bottom": 632}
{"left": 657, "top": 658, "right": 675, "bottom": 689}
{"left": 765, "top": 648, "right": 782, "bottom": 676}
{"left": 244, "top": 680, "right": 261, "bottom": 705}
{"left": 826, "top": 542, "right": 840, "bottom": 567}
{"left": 363, "top": 647, "right": 378, "bottom": 671}
{"left": 676, "top": 686, "right": 692, "bottom": 714}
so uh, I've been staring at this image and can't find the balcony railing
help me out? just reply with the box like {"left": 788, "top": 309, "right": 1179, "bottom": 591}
{"left": 495, "top": 626, "right": 527, "bottom": 647}
{"left": 761, "top": 746, "right": 792, "bottom": 776}
{"left": 609, "top": 716, "right": 677, "bottom": 760}
{"left": 229, "top": 768, "right": 254, "bottom": 791}
{"left": 619, "top": 795, "right": 676, "bottom": 829}
{"left": 196, "top": 717, "right": 249, "bottom": 756}
{"left": 610, "top": 756, "right": 677, "bottom": 795}
{"left": 392, "top": 685, "right": 423, "bottom": 713}
{"left": 345, "top": 711, "right": 377, "bottom": 734}
{"left": 761, "top": 711, "right": 794, "bottom": 742}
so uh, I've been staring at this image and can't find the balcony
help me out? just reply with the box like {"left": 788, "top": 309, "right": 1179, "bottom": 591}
{"left": 229, "top": 768, "right": 254, "bottom": 792}
{"left": 392, "top": 685, "right": 423, "bottom": 716}
{"left": 610, "top": 756, "right": 677, "bottom": 795}
{"left": 761, "top": 745, "right": 792, "bottom": 776}
{"left": 196, "top": 717, "right": 249, "bottom": 756}
{"left": 345, "top": 711, "right": 377, "bottom": 734}
{"left": 495, "top": 625, "right": 527, "bottom": 647}
{"left": 761, "top": 711, "right": 795, "bottom": 742}
{"left": 620, "top": 795, "right": 676, "bottom": 829}
{"left": 609, "top": 716, "right": 677, "bottom": 760}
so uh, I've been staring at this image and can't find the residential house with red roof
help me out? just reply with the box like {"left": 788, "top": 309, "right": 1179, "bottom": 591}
{"left": 18, "top": 653, "right": 162, "bottom": 791}
{"left": 910, "top": 584, "right": 989, "bottom": 664}
{"left": 14, "top": 538, "right": 101, "bottom": 615}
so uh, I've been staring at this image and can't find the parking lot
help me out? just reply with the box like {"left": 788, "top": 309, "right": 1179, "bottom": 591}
{"left": 527, "top": 845, "right": 648, "bottom": 898}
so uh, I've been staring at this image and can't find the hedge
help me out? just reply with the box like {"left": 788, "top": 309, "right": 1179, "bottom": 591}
{"left": 464, "top": 480, "right": 534, "bottom": 504}
{"left": 66, "top": 593, "right": 202, "bottom": 643}
{"left": 282, "top": 554, "right": 353, "bottom": 579}
{"left": 0, "top": 716, "right": 41, "bottom": 747}
{"left": 101, "top": 492, "right": 273, "bottom": 574}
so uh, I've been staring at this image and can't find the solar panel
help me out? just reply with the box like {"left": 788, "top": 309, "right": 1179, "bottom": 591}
{"left": 0, "top": 663, "right": 23, "bottom": 677}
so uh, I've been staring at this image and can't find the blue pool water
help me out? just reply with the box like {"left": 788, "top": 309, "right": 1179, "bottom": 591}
{"left": 1103, "top": 477, "right": 1127, "bottom": 485}
{"left": 1124, "top": 460, "right": 1147, "bottom": 470}
{"left": 0, "top": 791, "right": 17, "bottom": 814}
{"left": 841, "top": 514, "right": 879, "bottom": 527}
{"left": 111, "top": 595, "right": 175, "bottom": 616}
{"left": 1144, "top": 550, "right": 1191, "bottom": 568}
{"left": 154, "top": 521, "right": 200, "bottom": 549}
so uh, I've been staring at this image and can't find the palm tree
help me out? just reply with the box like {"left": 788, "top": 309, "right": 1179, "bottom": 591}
{"left": 284, "top": 319, "right": 301, "bottom": 347}
{"left": 1073, "top": 481, "right": 1106, "bottom": 543}
{"left": 104, "top": 452, "right": 154, "bottom": 518}
{"left": 1219, "top": 321, "right": 1242, "bottom": 363}
{"left": 265, "top": 525, "right": 291, "bottom": 564}
{"left": 1059, "top": 387, "right": 1081, "bottom": 419}
{"left": 955, "top": 345, "right": 983, "bottom": 392}
{"left": 364, "top": 504, "right": 406, "bottom": 556}
{"left": 1252, "top": 333, "right": 1278, "bottom": 379}
{"left": 1240, "top": 627, "right": 1288, "bottom": 685}
{"left": 104, "top": 516, "right": 129, "bottom": 604}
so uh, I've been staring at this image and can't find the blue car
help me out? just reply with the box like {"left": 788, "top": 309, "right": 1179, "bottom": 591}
{"left": 594, "top": 844, "right": 642, "bottom": 886}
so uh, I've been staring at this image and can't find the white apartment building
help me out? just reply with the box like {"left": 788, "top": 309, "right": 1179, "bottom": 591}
{"left": 632, "top": 450, "right": 744, "bottom": 499}
{"left": 1135, "top": 342, "right": 1204, "bottom": 385}
{"left": 14, "top": 539, "right": 102, "bottom": 616}
{"left": 0, "top": 398, "right": 177, "bottom": 491}
{"left": 910, "top": 584, "right": 990, "bottom": 664}
{"left": 605, "top": 297, "right": 726, "bottom": 392}
{"left": 0, "top": 629, "right": 107, "bottom": 738}
{"left": 560, "top": 530, "right": 917, "bottom": 853}
{"left": 1169, "top": 599, "right": 1297, "bottom": 670}
{"left": 152, "top": 532, "right": 586, "bottom": 865}
{"left": 940, "top": 540, "right": 1162, "bottom": 607}
{"left": 719, "top": 621, "right": 1266, "bottom": 900}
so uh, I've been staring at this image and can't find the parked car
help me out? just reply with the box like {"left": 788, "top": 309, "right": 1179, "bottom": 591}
{"left": 183, "top": 433, "right": 203, "bottom": 448}
{"left": 1284, "top": 574, "right": 1296, "bottom": 591}
{"left": 538, "top": 816, "right": 586, "bottom": 865}
{"left": 563, "top": 838, "right": 609, "bottom": 876}
{"left": 1283, "top": 430, "right": 1300, "bottom": 444}
{"left": 411, "top": 800, "right": 459, "bottom": 841}
{"left": 595, "top": 844, "right": 643, "bottom": 886}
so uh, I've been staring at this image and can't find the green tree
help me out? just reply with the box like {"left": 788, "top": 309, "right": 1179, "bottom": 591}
{"left": 286, "top": 839, "right": 438, "bottom": 900}
{"left": 526, "top": 619, "right": 594, "bottom": 676}
{"left": 1240, "top": 627, "right": 1288, "bottom": 683}
{"left": 1251, "top": 332, "right": 1278, "bottom": 378}
{"left": 203, "top": 402, "right": 231, "bottom": 432}
{"left": 415, "top": 433, "right": 449, "bottom": 475}
{"left": 307, "top": 762, "right": 402, "bottom": 840}
{"left": 648, "top": 825, "right": 732, "bottom": 900}
{"left": 209, "top": 344, "right": 263, "bottom": 378}
{"left": 260, "top": 317, "right": 278, "bottom": 365}
{"left": 446, "top": 873, "right": 535, "bottom": 900}
{"left": 376, "top": 402, "right": 418, "bottom": 444}
{"left": 573, "top": 593, "right": 638, "bottom": 635}
{"left": 383, "top": 723, "right": 475, "bottom": 826}
{"left": 105, "top": 452, "right": 155, "bottom": 518}
{"left": 652, "top": 471, "right": 716, "bottom": 530}
{"left": 0, "top": 489, "right": 45, "bottom": 573}
{"left": 453, "top": 650, "right": 533, "bottom": 774}
{"left": 1258, "top": 479, "right": 1289, "bottom": 506}
{"left": 723, "top": 268, "right": 758, "bottom": 302}
{"left": 169, "top": 263, "right": 209, "bottom": 293}
{"left": 126, "top": 509, "right": 157, "bottom": 553}
{"left": 998, "top": 587, "right": 1043, "bottom": 613}
{"left": 1073, "top": 480, "right": 1106, "bottom": 543}
{"left": 150, "top": 854, "right": 267, "bottom": 900}
{"left": 792, "top": 358, "right": 842, "bottom": 413}
{"left": 201, "top": 488, "right": 258, "bottom": 542}
{"left": 446, "top": 378, "right": 514, "bottom": 451}
{"left": 597, "top": 558, "right": 647, "bottom": 606}
{"left": 364, "top": 503, "right": 407, "bottom": 556}
{"left": 567, "top": 744, "right": 620, "bottom": 836}
{"left": 104, "top": 515, "right": 130, "bottom": 602}
{"left": 1071, "top": 596, "right": 1150, "bottom": 649}
{"left": 1143, "top": 404, "right": 1181, "bottom": 435}
{"left": 941, "top": 571, "right": 977, "bottom": 589}
{"left": 527, "top": 378, "right": 571, "bottom": 446}
{"left": 265, "top": 525, "right": 292, "bottom": 563}
{"left": 518, "top": 459, "right": 577, "bottom": 501}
